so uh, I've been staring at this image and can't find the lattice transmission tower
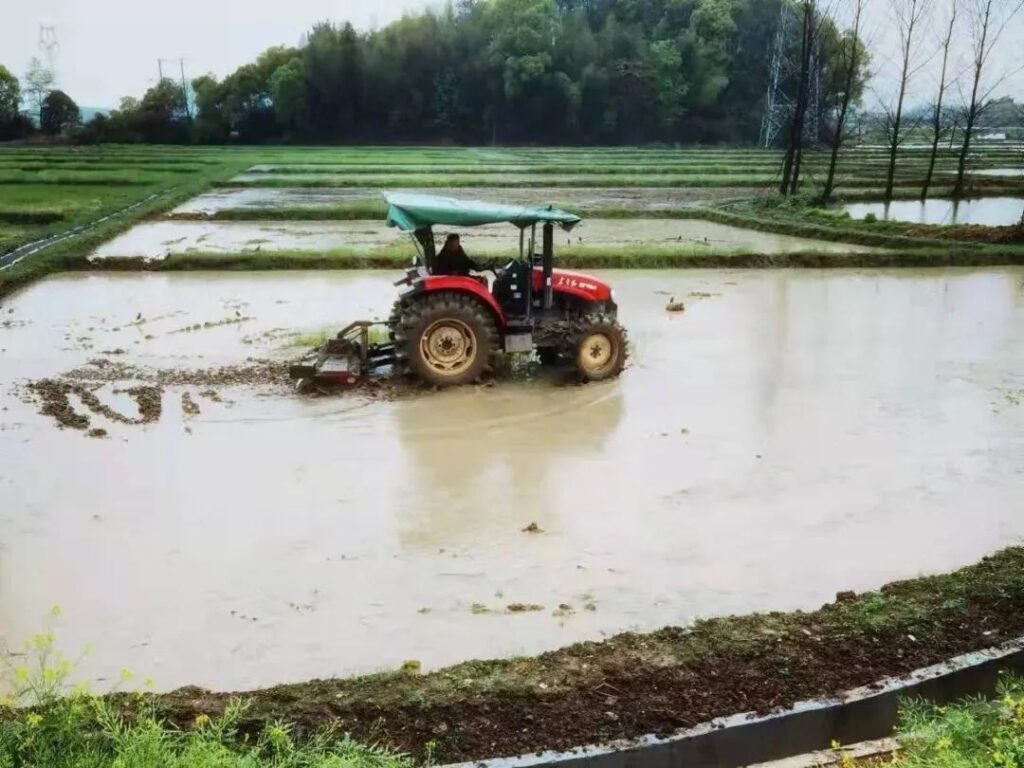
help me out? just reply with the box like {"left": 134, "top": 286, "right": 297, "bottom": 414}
{"left": 758, "top": 3, "right": 790, "bottom": 148}
{"left": 758, "top": 3, "right": 823, "bottom": 148}
{"left": 39, "top": 24, "right": 59, "bottom": 80}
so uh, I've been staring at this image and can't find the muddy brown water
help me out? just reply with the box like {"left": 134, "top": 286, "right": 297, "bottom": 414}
{"left": 90, "top": 219, "right": 878, "bottom": 260}
{"left": 1, "top": 268, "right": 1023, "bottom": 693}
{"left": 170, "top": 186, "right": 764, "bottom": 215}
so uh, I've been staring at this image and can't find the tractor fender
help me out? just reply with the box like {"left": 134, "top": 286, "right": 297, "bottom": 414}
{"left": 531, "top": 267, "right": 612, "bottom": 303}
{"left": 415, "top": 276, "right": 507, "bottom": 330}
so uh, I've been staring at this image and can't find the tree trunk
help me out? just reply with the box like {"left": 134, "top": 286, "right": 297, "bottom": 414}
{"left": 884, "top": 0, "right": 922, "bottom": 202}
{"left": 822, "top": 95, "right": 850, "bottom": 202}
{"left": 822, "top": 8, "right": 862, "bottom": 204}
{"left": 953, "top": 104, "right": 978, "bottom": 197}
{"left": 884, "top": 72, "right": 909, "bottom": 200}
{"left": 953, "top": 0, "right": 991, "bottom": 198}
{"left": 922, "top": 5, "right": 957, "bottom": 200}
{"left": 780, "top": 0, "right": 814, "bottom": 195}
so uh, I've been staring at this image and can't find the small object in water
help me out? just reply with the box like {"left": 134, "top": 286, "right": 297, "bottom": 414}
{"left": 507, "top": 603, "right": 544, "bottom": 613}
{"left": 522, "top": 521, "right": 543, "bottom": 533}
{"left": 135, "top": 312, "right": 142, "bottom": 321}
{"left": 665, "top": 297, "right": 685, "bottom": 312}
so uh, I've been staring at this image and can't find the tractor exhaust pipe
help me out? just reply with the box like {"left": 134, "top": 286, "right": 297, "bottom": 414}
{"left": 542, "top": 223, "right": 553, "bottom": 310}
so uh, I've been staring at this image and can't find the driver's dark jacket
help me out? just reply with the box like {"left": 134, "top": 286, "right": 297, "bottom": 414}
{"left": 434, "top": 245, "right": 480, "bottom": 276}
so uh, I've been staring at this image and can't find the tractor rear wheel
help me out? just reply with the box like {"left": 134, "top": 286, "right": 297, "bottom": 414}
{"left": 395, "top": 292, "right": 499, "bottom": 386}
{"left": 571, "top": 314, "right": 627, "bottom": 382}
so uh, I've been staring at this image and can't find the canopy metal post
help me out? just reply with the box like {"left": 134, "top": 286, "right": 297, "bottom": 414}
{"left": 414, "top": 228, "right": 435, "bottom": 272}
{"left": 542, "top": 223, "right": 554, "bottom": 310}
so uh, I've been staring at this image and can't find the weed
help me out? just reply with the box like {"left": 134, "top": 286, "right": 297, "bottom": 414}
{"left": 0, "top": 622, "right": 411, "bottom": 768}
{"left": 893, "top": 673, "right": 1024, "bottom": 767}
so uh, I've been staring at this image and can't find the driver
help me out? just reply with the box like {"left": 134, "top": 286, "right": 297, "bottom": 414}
{"left": 434, "top": 233, "right": 483, "bottom": 276}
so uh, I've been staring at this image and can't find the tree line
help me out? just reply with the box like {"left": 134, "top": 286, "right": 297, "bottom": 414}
{"left": 2, "top": 0, "right": 870, "bottom": 146}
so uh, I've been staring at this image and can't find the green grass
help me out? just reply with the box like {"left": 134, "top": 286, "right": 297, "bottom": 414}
{"left": 0, "top": 628, "right": 411, "bottom": 768}
{"left": 891, "top": 674, "right": 1024, "bottom": 767}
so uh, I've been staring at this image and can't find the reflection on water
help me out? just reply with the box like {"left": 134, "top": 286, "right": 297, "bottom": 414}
{"left": 843, "top": 197, "right": 1024, "bottom": 226}
{"left": 393, "top": 384, "right": 624, "bottom": 551}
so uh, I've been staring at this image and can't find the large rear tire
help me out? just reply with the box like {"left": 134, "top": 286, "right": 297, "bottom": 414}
{"left": 395, "top": 292, "right": 499, "bottom": 386}
{"left": 571, "top": 314, "right": 628, "bottom": 382}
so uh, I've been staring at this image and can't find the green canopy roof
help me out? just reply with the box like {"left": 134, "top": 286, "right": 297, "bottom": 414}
{"left": 385, "top": 193, "right": 581, "bottom": 233}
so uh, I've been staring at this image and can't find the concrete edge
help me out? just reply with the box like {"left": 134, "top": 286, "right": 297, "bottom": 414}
{"left": 745, "top": 737, "right": 899, "bottom": 768}
{"left": 442, "top": 635, "right": 1024, "bottom": 768}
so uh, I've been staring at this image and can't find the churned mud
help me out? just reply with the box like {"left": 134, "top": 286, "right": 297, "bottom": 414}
{"left": 21, "top": 359, "right": 292, "bottom": 434}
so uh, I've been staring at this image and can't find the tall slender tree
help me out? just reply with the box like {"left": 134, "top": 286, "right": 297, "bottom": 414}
{"left": 952, "top": 0, "right": 1024, "bottom": 196}
{"left": 779, "top": 0, "right": 816, "bottom": 195}
{"left": 882, "top": 0, "right": 931, "bottom": 201}
{"left": 921, "top": 0, "right": 959, "bottom": 199}
{"left": 822, "top": 0, "right": 869, "bottom": 202}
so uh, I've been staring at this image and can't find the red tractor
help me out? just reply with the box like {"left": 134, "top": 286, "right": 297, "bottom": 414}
{"left": 290, "top": 193, "right": 627, "bottom": 388}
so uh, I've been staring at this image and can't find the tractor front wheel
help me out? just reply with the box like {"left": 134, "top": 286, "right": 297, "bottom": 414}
{"left": 396, "top": 292, "right": 499, "bottom": 386}
{"left": 571, "top": 314, "right": 628, "bottom": 382}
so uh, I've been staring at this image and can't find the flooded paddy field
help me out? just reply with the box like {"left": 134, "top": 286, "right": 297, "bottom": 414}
{"left": 171, "top": 186, "right": 765, "bottom": 216}
{"left": 1, "top": 267, "right": 1022, "bottom": 692}
{"left": 843, "top": 197, "right": 1024, "bottom": 226}
{"left": 89, "top": 218, "right": 879, "bottom": 260}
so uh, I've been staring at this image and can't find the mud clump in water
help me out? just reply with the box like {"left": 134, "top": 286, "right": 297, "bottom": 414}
{"left": 522, "top": 522, "right": 544, "bottom": 534}
{"left": 126, "top": 386, "right": 162, "bottom": 423}
{"left": 181, "top": 392, "right": 201, "bottom": 417}
{"left": 506, "top": 603, "right": 544, "bottom": 613}
{"left": 27, "top": 379, "right": 91, "bottom": 430}
{"left": 156, "top": 360, "right": 291, "bottom": 388}
{"left": 87, "top": 428, "right": 108, "bottom": 439}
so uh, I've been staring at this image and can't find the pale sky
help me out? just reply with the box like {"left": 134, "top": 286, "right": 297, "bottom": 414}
{"left": 2, "top": 0, "right": 1021, "bottom": 112}
{"left": 2, "top": 0, "right": 433, "bottom": 107}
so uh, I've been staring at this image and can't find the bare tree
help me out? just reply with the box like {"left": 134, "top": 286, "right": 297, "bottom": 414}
{"left": 921, "top": 0, "right": 959, "bottom": 198}
{"left": 822, "top": 0, "right": 869, "bottom": 202}
{"left": 882, "top": 0, "right": 932, "bottom": 201}
{"left": 24, "top": 57, "right": 55, "bottom": 122}
{"left": 952, "top": 0, "right": 1024, "bottom": 196}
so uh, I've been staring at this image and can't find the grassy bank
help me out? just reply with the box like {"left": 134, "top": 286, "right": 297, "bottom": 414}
{"left": 3, "top": 547, "right": 1023, "bottom": 765}
{"left": 77, "top": 240, "right": 1023, "bottom": 272}
{"left": 720, "top": 197, "right": 1024, "bottom": 247}
{"left": 0, "top": 172, "right": 247, "bottom": 301}
{"left": 4, "top": 545, "right": 1009, "bottom": 765}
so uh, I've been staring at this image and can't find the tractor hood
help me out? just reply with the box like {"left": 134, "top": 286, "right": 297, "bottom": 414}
{"left": 385, "top": 193, "right": 582, "bottom": 233}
